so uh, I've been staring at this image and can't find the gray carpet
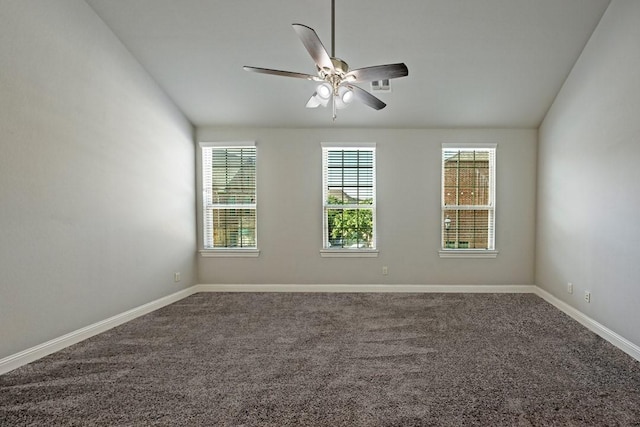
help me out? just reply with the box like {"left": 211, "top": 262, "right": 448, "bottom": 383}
{"left": 1, "top": 292, "right": 639, "bottom": 426}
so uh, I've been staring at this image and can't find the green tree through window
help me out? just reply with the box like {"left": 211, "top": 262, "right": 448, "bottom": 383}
{"left": 322, "top": 144, "right": 376, "bottom": 249}
{"left": 327, "top": 196, "right": 373, "bottom": 247}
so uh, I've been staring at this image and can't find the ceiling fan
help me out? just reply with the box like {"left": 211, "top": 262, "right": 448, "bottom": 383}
{"left": 243, "top": 0, "right": 409, "bottom": 121}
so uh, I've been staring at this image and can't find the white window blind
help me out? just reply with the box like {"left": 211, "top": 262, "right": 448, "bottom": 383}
{"left": 322, "top": 144, "right": 376, "bottom": 250}
{"left": 441, "top": 144, "right": 496, "bottom": 250}
{"left": 201, "top": 142, "right": 256, "bottom": 249}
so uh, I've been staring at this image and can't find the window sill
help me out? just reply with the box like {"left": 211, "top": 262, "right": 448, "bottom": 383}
{"left": 438, "top": 249, "right": 499, "bottom": 259}
{"left": 199, "top": 249, "right": 260, "bottom": 258}
{"left": 320, "top": 249, "right": 379, "bottom": 258}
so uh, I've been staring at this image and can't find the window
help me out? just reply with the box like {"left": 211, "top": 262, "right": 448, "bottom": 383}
{"left": 441, "top": 143, "right": 497, "bottom": 257}
{"left": 201, "top": 142, "right": 257, "bottom": 254}
{"left": 322, "top": 143, "right": 377, "bottom": 256}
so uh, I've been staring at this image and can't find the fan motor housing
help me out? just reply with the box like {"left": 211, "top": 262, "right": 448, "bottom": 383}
{"left": 320, "top": 58, "right": 349, "bottom": 80}
{"left": 331, "top": 58, "right": 349, "bottom": 75}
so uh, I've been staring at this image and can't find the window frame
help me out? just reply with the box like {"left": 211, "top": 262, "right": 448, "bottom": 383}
{"left": 320, "top": 143, "right": 378, "bottom": 258}
{"left": 439, "top": 143, "right": 498, "bottom": 259}
{"left": 199, "top": 141, "right": 259, "bottom": 257}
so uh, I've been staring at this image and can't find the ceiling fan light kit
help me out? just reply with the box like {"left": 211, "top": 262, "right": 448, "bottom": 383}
{"left": 317, "top": 83, "right": 332, "bottom": 100}
{"left": 244, "top": 0, "right": 408, "bottom": 121}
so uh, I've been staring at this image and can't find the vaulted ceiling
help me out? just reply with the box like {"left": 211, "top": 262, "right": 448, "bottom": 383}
{"left": 86, "top": 0, "right": 610, "bottom": 128}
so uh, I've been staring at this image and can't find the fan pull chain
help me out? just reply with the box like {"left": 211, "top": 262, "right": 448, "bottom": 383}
{"left": 332, "top": 94, "right": 337, "bottom": 121}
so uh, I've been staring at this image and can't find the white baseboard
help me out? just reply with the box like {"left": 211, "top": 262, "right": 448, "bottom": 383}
{"left": 3, "top": 284, "right": 637, "bottom": 375}
{"left": 0, "top": 287, "right": 196, "bottom": 375}
{"left": 193, "top": 283, "right": 537, "bottom": 293}
{"left": 534, "top": 287, "right": 640, "bottom": 362}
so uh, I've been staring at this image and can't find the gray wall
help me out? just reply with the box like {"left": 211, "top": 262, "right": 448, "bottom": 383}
{"left": 197, "top": 128, "right": 537, "bottom": 286}
{"left": 537, "top": 0, "right": 640, "bottom": 346}
{"left": 0, "top": 0, "right": 196, "bottom": 359}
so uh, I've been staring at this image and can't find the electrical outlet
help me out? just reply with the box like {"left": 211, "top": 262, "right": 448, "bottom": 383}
{"left": 382, "top": 266, "right": 388, "bottom": 275}
{"left": 174, "top": 272, "right": 181, "bottom": 283}
{"left": 567, "top": 282, "right": 573, "bottom": 294}
{"left": 584, "top": 291, "right": 591, "bottom": 303}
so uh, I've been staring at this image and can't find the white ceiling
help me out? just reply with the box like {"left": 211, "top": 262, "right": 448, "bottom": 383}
{"left": 85, "top": 0, "right": 610, "bottom": 129}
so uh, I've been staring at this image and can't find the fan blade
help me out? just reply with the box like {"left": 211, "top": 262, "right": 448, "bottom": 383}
{"left": 292, "top": 24, "right": 334, "bottom": 71}
{"left": 243, "top": 66, "right": 321, "bottom": 81}
{"left": 345, "top": 63, "right": 409, "bottom": 83}
{"left": 347, "top": 84, "right": 386, "bottom": 110}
